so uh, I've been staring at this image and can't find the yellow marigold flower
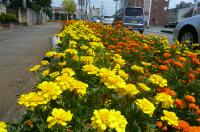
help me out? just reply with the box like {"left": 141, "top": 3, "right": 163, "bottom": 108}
{"left": 104, "top": 75, "right": 126, "bottom": 89}
{"left": 80, "top": 45, "right": 89, "bottom": 50}
{"left": 89, "top": 42, "right": 104, "bottom": 49}
{"left": 116, "top": 84, "right": 140, "bottom": 96}
{"left": 0, "top": 122, "right": 7, "bottom": 132}
{"left": 113, "top": 64, "right": 121, "bottom": 70}
{"left": 82, "top": 64, "right": 99, "bottom": 75}
{"left": 69, "top": 40, "right": 77, "bottom": 48}
{"left": 135, "top": 98, "right": 155, "bottom": 116}
{"left": 41, "top": 60, "right": 49, "bottom": 66}
{"left": 55, "top": 74, "right": 71, "bottom": 90}
{"left": 47, "top": 108, "right": 73, "bottom": 128}
{"left": 56, "top": 39, "right": 62, "bottom": 45}
{"left": 65, "top": 48, "right": 78, "bottom": 55}
{"left": 18, "top": 92, "right": 48, "bottom": 109}
{"left": 80, "top": 56, "right": 94, "bottom": 64}
{"left": 68, "top": 79, "right": 88, "bottom": 95}
{"left": 118, "top": 70, "right": 129, "bottom": 80}
{"left": 58, "top": 61, "right": 67, "bottom": 67}
{"left": 42, "top": 69, "right": 49, "bottom": 77}
{"left": 50, "top": 71, "right": 60, "bottom": 78}
{"left": 137, "top": 83, "right": 151, "bottom": 91}
{"left": 45, "top": 51, "right": 57, "bottom": 57}
{"left": 91, "top": 109, "right": 127, "bottom": 132}
{"left": 113, "top": 54, "right": 126, "bottom": 66}
{"left": 141, "top": 61, "right": 151, "bottom": 66}
{"left": 61, "top": 68, "right": 75, "bottom": 77}
{"left": 87, "top": 48, "right": 96, "bottom": 56}
{"left": 55, "top": 53, "right": 66, "bottom": 59}
{"left": 29, "top": 65, "right": 40, "bottom": 72}
{"left": 72, "top": 55, "right": 79, "bottom": 61}
{"left": 131, "top": 65, "right": 144, "bottom": 73}
{"left": 37, "top": 81, "right": 62, "bottom": 100}
{"left": 154, "top": 93, "right": 174, "bottom": 108}
{"left": 161, "top": 110, "right": 179, "bottom": 126}
{"left": 149, "top": 74, "right": 167, "bottom": 87}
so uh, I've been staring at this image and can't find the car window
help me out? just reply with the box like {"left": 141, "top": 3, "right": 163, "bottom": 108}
{"left": 125, "top": 8, "right": 143, "bottom": 16}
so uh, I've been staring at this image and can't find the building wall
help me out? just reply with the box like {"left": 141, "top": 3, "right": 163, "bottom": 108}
{"left": 150, "top": 0, "right": 168, "bottom": 26}
{"left": 0, "top": 3, "right": 6, "bottom": 14}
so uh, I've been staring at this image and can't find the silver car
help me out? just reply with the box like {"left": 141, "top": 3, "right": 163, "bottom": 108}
{"left": 173, "top": 15, "right": 200, "bottom": 44}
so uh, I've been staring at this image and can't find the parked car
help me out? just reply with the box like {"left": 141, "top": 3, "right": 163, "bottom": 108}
{"left": 102, "top": 16, "right": 114, "bottom": 25}
{"left": 113, "top": 7, "right": 145, "bottom": 33}
{"left": 90, "top": 17, "right": 101, "bottom": 23}
{"left": 173, "top": 15, "right": 200, "bottom": 44}
{"left": 164, "top": 22, "right": 178, "bottom": 28}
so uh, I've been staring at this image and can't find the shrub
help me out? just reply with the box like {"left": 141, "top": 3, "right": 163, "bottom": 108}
{"left": 0, "top": 13, "right": 17, "bottom": 23}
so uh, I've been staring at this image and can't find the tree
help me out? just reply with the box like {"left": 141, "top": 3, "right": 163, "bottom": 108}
{"left": 62, "top": 0, "right": 76, "bottom": 21}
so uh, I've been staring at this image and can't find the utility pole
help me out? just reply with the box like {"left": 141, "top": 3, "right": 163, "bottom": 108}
{"left": 147, "top": 0, "right": 152, "bottom": 28}
{"left": 113, "top": 0, "right": 119, "bottom": 13}
{"left": 85, "top": 0, "right": 88, "bottom": 20}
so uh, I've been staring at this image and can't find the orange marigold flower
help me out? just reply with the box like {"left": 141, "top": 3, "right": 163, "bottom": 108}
{"left": 187, "top": 73, "right": 196, "bottom": 80}
{"left": 159, "top": 65, "right": 169, "bottom": 71}
{"left": 188, "top": 53, "right": 197, "bottom": 58}
{"left": 143, "top": 45, "right": 150, "bottom": 50}
{"left": 159, "top": 87, "right": 177, "bottom": 96}
{"left": 196, "top": 118, "right": 200, "bottom": 122}
{"left": 173, "top": 61, "right": 184, "bottom": 68}
{"left": 195, "top": 68, "right": 200, "bottom": 74}
{"left": 152, "top": 64, "right": 158, "bottom": 68}
{"left": 185, "top": 95, "right": 196, "bottom": 103}
{"left": 188, "top": 126, "right": 200, "bottom": 132}
{"left": 196, "top": 110, "right": 200, "bottom": 115}
{"left": 156, "top": 121, "right": 162, "bottom": 128}
{"left": 163, "top": 53, "right": 171, "bottom": 58}
{"left": 191, "top": 58, "right": 200, "bottom": 65}
{"left": 177, "top": 120, "right": 190, "bottom": 132}
{"left": 162, "top": 126, "right": 168, "bottom": 131}
{"left": 188, "top": 103, "right": 199, "bottom": 110}
{"left": 175, "top": 99, "right": 185, "bottom": 109}
{"left": 164, "top": 59, "right": 173, "bottom": 64}
{"left": 178, "top": 56, "right": 187, "bottom": 62}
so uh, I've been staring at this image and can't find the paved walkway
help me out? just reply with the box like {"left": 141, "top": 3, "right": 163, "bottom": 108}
{"left": 0, "top": 22, "right": 61, "bottom": 121}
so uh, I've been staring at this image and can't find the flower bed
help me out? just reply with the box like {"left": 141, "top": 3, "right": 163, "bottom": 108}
{"left": 1, "top": 21, "right": 200, "bottom": 132}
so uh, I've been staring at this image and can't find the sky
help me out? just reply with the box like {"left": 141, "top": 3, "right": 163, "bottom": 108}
{"left": 52, "top": 0, "right": 194, "bottom": 16}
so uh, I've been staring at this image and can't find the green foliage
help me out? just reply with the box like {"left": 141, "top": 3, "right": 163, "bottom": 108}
{"left": 0, "top": 13, "right": 17, "bottom": 23}
{"left": 62, "top": 0, "right": 76, "bottom": 13}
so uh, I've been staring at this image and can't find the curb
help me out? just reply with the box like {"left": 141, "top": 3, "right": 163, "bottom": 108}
{"left": 160, "top": 29, "right": 173, "bottom": 34}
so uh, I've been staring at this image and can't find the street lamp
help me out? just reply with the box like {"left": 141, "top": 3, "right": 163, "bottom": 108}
{"left": 22, "top": 0, "right": 26, "bottom": 8}
{"left": 113, "top": 0, "right": 119, "bottom": 13}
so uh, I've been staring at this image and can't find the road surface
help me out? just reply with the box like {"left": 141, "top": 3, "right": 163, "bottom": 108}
{"left": 0, "top": 22, "right": 61, "bottom": 121}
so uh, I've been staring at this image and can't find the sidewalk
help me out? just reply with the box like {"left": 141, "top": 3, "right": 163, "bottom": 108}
{"left": 0, "top": 22, "right": 61, "bottom": 121}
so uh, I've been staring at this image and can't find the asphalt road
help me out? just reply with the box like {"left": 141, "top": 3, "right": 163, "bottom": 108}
{"left": 0, "top": 22, "right": 61, "bottom": 121}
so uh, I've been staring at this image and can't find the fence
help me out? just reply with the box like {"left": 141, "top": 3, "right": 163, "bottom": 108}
{"left": 7, "top": 8, "right": 48, "bottom": 26}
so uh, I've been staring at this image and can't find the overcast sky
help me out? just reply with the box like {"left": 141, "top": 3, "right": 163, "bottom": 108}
{"left": 52, "top": 0, "right": 194, "bottom": 16}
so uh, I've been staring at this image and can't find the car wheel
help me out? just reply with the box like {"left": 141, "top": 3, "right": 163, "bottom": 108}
{"left": 178, "top": 28, "right": 198, "bottom": 45}
{"left": 139, "top": 30, "right": 144, "bottom": 34}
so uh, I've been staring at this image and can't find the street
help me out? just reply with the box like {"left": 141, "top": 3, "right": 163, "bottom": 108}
{"left": 0, "top": 22, "right": 61, "bottom": 121}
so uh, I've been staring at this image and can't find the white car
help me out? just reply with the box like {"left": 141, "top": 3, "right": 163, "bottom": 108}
{"left": 173, "top": 15, "right": 200, "bottom": 44}
{"left": 102, "top": 16, "right": 114, "bottom": 25}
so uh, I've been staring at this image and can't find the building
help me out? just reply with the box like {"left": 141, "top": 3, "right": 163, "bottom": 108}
{"left": 90, "top": 7, "right": 100, "bottom": 18}
{"left": 52, "top": 7, "right": 76, "bottom": 20}
{"left": 150, "top": 0, "right": 169, "bottom": 26}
